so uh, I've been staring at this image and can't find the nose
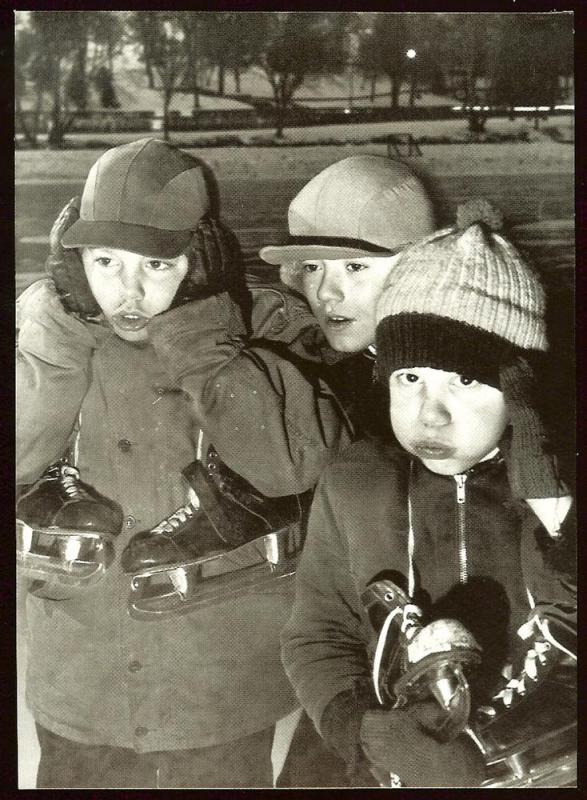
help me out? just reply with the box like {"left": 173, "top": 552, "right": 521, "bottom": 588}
{"left": 316, "top": 269, "right": 345, "bottom": 305}
{"left": 120, "top": 265, "right": 144, "bottom": 302}
{"left": 419, "top": 388, "right": 451, "bottom": 428}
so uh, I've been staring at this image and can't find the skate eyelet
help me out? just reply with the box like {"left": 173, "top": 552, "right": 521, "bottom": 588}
{"left": 384, "top": 592, "right": 395, "bottom": 601}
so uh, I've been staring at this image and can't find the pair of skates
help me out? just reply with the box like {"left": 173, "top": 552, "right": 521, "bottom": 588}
{"left": 16, "top": 454, "right": 306, "bottom": 614}
{"left": 362, "top": 578, "right": 576, "bottom": 788}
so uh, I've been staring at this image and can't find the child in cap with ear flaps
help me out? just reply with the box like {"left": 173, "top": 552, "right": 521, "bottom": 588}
{"left": 280, "top": 200, "right": 576, "bottom": 787}
{"left": 16, "top": 137, "right": 351, "bottom": 788}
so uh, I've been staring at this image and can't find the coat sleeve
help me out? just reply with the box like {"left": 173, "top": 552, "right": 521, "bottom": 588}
{"left": 280, "top": 466, "right": 373, "bottom": 732}
{"left": 148, "top": 290, "right": 353, "bottom": 497}
{"left": 16, "top": 279, "right": 100, "bottom": 485}
{"left": 520, "top": 499, "right": 576, "bottom": 643}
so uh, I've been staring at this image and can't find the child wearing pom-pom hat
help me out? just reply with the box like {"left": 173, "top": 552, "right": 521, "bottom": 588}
{"left": 281, "top": 200, "right": 576, "bottom": 787}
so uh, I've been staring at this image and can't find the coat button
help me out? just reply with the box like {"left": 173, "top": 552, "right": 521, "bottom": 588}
{"left": 125, "top": 516, "right": 136, "bottom": 529}
{"left": 271, "top": 308, "right": 287, "bottom": 334}
{"left": 128, "top": 660, "right": 142, "bottom": 673}
{"left": 155, "top": 386, "right": 166, "bottom": 396}
{"left": 118, "top": 438, "right": 132, "bottom": 452}
{"left": 135, "top": 726, "right": 148, "bottom": 737}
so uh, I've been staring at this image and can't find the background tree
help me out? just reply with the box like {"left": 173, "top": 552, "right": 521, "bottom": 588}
{"left": 131, "top": 12, "right": 187, "bottom": 141}
{"left": 358, "top": 13, "right": 409, "bottom": 109}
{"left": 26, "top": 11, "right": 88, "bottom": 148}
{"left": 261, "top": 12, "right": 346, "bottom": 138}
{"left": 490, "top": 13, "right": 573, "bottom": 128}
{"left": 15, "top": 19, "right": 43, "bottom": 148}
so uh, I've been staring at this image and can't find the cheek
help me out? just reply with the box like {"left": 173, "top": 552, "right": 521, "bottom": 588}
{"left": 301, "top": 277, "right": 320, "bottom": 308}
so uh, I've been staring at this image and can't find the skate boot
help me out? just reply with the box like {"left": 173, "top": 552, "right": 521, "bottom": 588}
{"left": 362, "top": 578, "right": 482, "bottom": 743}
{"left": 472, "top": 611, "right": 576, "bottom": 787}
{"left": 122, "top": 454, "right": 309, "bottom": 619}
{"left": 17, "top": 461, "right": 123, "bottom": 595}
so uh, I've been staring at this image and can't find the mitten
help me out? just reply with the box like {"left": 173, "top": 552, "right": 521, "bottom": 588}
{"left": 173, "top": 217, "right": 251, "bottom": 327}
{"left": 45, "top": 197, "right": 101, "bottom": 319}
{"left": 500, "top": 355, "right": 566, "bottom": 500}
{"left": 359, "top": 701, "right": 486, "bottom": 787}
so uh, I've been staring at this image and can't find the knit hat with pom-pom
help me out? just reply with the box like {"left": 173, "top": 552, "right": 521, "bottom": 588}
{"left": 375, "top": 198, "right": 547, "bottom": 388}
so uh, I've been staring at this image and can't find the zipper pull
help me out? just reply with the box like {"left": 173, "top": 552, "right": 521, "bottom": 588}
{"left": 455, "top": 473, "right": 467, "bottom": 503}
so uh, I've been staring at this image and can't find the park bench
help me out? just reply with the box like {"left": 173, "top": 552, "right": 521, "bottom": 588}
{"left": 386, "top": 132, "right": 422, "bottom": 158}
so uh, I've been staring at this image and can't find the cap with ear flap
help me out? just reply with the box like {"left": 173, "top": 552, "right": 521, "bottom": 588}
{"left": 61, "top": 138, "right": 218, "bottom": 258}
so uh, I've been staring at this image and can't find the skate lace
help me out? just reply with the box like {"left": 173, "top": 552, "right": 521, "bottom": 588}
{"left": 152, "top": 502, "right": 196, "bottom": 534}
{"left": 60, "top": 465, "right": 84, "bottom": 499}
{"left": 492, "top": 639, "right": 552, "bottom": 707}
{"left": 373, "top": 603, "right": 422, "bottom": 705}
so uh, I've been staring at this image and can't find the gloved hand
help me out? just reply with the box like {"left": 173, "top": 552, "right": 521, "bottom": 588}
{"left": 45, "top": 197, "right": 101, "bottom": 319}
{"left": 173, "top": 217, "right": 251, "bottom": 325}
{"left": 359, "top": 701, "right": 485, "bottom": 787}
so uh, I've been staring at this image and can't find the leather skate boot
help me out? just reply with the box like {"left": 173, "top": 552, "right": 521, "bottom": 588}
{"left": 362, "top": 577, "right": 482, "bottom": 743}
{"left": 17, "top": 461, "right": 123, "bottom": 594}
{"left": 121, "top": 453, "right": 310, "bottom": 618}
{"left": 472, "top": 612, "right": 576, "bottom": 786}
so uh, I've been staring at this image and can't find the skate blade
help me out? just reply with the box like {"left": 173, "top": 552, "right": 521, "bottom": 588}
{"left": 16, "top": 519, "right": 115, "bottom": 585}
{"left": 128, "top": 526, "right": 301, "bottom": 618}
{"left": 481, "top": 729, "right": 576, "bottom": 787}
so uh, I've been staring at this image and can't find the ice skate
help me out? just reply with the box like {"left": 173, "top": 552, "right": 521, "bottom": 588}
{"left": 17, "top": 461, "right": 123, "bottom": 590}
{"left": 122, "top": 453, "right": 309, "bottom": 618}
{"left": 362, "top": 578, "right": 482, "bottom": 742}
{"left": 473, "top": 612, "right": 576, "bottom": 787}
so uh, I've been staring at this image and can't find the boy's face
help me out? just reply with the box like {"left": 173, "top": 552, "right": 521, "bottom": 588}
{"left": 81, "top": 247, "right": 189, "bottom": 342}
{"left": 388, "top": 367, "right": 509, "bottom": 475}
{"left": 301, "top": 255, "right": 401, "bottom": 352}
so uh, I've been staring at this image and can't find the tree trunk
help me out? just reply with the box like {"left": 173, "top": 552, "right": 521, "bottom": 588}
{"left": 234, "top": 66, "right": 241, "bottom": 94}
{"left": 47, "top": 69, "right": 64, "bottom": 149}
{"left": 390, "top": 75, "right": 401, "bottom": 109}
{"left": 409, "top": 72, "right": 417, "bottom": 107}
{"left": 370, "top": 73, "right": 376, "bottom": 104}
{"left": 218, "top": 62, "right": 225, "bottom": 95}
{"left": 162, "top": 91, "right": 171, "bottom": 141}
{"left": 145, "top": 58, "right": 155, "bottom": 89}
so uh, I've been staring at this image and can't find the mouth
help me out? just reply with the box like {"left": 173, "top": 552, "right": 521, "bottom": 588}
{"left": 412, "top": 440, "right": 456, "bottom": 459}
{"left": 111, "top": 311, "right": 150, "bottom": 332}
{"left": 324, "top": 314, "right": 355, "bottom": 329}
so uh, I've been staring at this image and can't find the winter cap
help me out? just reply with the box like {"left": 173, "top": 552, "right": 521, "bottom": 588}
{"left": 375, "top": 199, "right": 547, "bottom": 388}
{"left": 259, "top": 155, "right": 435, "bottom": 291}
{"left": 61, "top": 138, "right": 217, "bottom": 258}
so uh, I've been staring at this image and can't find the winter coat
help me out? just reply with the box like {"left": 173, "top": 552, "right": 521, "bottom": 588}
{"left": 144, "top": 282, "right": 390, "bottom": 497}
{"left": 15, "top": 278, "right": 353, "bottom": 751}
{"left": 281, "top": 438, "right": 576, "bottom": 756}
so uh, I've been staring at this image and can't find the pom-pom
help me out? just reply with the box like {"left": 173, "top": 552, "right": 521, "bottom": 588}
{"left": 456, "top": 198, "right": 503, "bottom": 233}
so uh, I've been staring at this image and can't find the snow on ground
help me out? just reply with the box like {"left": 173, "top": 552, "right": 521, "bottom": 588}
{"left": 16, "top": 114, "right": 573, "bottom": 184}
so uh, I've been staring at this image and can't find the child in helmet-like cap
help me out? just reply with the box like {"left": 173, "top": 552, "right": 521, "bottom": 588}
{"left": 281, "top": 201, "right": 576, "bottom": 787}
{"left": 16, "top": 138, "right": 333, "bottom": 788}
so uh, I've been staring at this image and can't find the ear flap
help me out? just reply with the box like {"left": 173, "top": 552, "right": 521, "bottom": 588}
{"left": 46, "top": 197, "right": 101, "bottom": 319}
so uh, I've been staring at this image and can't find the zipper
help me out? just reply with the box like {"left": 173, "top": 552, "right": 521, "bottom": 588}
{"left": 454, "top": 474, "right": 468, "bottom": 583}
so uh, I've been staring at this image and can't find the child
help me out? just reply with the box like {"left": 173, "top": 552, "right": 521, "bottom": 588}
{"left": 128, "top": 154, "right": 436, "bottom": 786}
{"left": 280, "top": 201, "right": 576, "bottom": 787}
{"left": 16, "top": 137, "right": 315, "bottom": 788}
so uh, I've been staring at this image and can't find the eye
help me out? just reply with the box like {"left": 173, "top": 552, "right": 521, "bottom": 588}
{"left": 395, "top": 371, "right": 420, "bottom": 385}
{"left": 346, "top": 261, "right": 368, "bottom": 273}
{"left": 95, "top": 256, "right": 113, "bottom": 267}
{"left": 456, "top": 375, "right": 478, "bottom": 387}
{"left": 145, "top": 259, "right": 172, "bottom": 271}
{"left": 302, "top": 262, "right": 321, "bottom": 274}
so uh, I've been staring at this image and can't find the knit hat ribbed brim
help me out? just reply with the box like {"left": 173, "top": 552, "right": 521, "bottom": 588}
{"left": 375, "top": 200, "right": 547, "bottom": 383}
